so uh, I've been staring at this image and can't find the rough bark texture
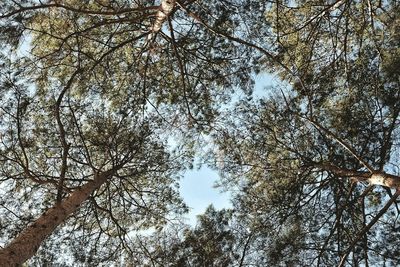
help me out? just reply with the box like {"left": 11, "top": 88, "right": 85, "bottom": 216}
{"left": 368, "top": 173, "right": 400, "bottom": 188}
{"left": 0, "top": 170, "right": 114, "bottom": 266}
{"left": 316, "top": 162, "right": 400, "bottom": 189}
{"left": 150, "top": 0, "right": 175, "bottom": 33}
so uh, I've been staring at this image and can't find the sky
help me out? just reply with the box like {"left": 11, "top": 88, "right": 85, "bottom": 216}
{"left": 12, "top": 26, "right": 283, "bottom": 228}
{"left": 179, "top": 167, "right": 231, "bottom": 225}
{"left": 178, "top": 73, "right": 280, "bottom": 226}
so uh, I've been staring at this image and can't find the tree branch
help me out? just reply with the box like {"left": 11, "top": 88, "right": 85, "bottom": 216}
{"left": 1, "top": 3, "right": 158, "bottom": 19}
{"left": 338, "top": 189, "right": 400, "bottom": 267}
{"left": 303, "top": 116, "right": 375, "bottom": 173}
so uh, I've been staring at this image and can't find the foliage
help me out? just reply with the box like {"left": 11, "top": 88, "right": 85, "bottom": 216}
{"left": 127, "top": 206, "right": 243, "bottom": 267}
{"left": 0, "top": 0, "right": 268, "bottom": 264}
{"left": 0, "top": 0, "right": 400, "bottom": 265}
{"left": 208, "top": 0, "right": 400, "bottom": 265}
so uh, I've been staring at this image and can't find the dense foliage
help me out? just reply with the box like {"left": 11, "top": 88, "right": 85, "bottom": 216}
{"left": 210, "top": 0, "right": 400, "bottom": 265}
{"left": 0, "top": 0, "right": 399, "bottom": 266}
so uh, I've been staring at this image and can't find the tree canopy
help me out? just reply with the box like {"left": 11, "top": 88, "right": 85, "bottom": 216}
{"left": 210, "top": 0, "right": 400, "bottom": 265}
{"left": 0, "top": 0, "right": 399, "bottom": 266}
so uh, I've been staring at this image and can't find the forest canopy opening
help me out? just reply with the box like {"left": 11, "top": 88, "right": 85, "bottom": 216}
{"left": 0, "top": 0, "right": 399, "bottom": 266}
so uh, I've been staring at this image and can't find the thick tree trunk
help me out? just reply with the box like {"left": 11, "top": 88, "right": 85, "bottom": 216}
{"left": 0, "top": 170, "right": 114, "bottom": 266}
{"left": 316, "top": 163, "right": 400, "bottom": 189}
{"left": 151, "top": 0, "right": 175, "bottom": 33}
{"left": 147, "top": 0, "right": 175, "bottom": 40}
{"left": 367, "top": 172, "right": 400, "bottom": 188}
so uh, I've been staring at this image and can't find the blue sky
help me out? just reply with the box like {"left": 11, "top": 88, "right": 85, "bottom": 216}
{"left": 178, "top": 73, "right": 279, "bottom": 226}
{"left": 179, "top": 167, "right": 231, "bottom": 225}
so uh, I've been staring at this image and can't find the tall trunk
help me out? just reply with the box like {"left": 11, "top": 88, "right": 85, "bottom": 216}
{"left": 315, "top": 162, "right": 400, "bottom": 189}
{"left": 0, "top": 170, "right": 114, "bottom": 266}
{"left": 151, "top": 0, "right": 175, "bottom": 33}
{"left": 367, "top": 172, "right": 400, "bottom": 188}
{"left": 147, "top": 0, "right": 175, "bottom": 40}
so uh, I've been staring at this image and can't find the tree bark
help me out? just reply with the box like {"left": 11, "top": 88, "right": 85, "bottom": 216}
{"left": 0, "top": 169, "right": 114, "bottom": 266}
{"left": 147, "top": 0, "right": 176, "bottom": 40}
{"left": 150, "top": 0, "right": 176, "bottom": 33}
{"left": 315, "top": 162, "right": 400, "bottom": 189}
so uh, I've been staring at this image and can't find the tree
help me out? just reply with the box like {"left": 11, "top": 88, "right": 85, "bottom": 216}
{"left": 128, "top": 206, "right": 244, "bottom": 267}
{"left": 0, "top": 71, "right": 188, "bottom": 265}
{"left": 170, "top": 206, "right": 238, "bottom": 267}
{"left": 1, "top": 0, "right": 399, "bottom": 265}
{"left": 210, "top": 0, "right": 400, "bottom": 265}
{"left": 0, "top": 0, "right": 266, "bottom": 264}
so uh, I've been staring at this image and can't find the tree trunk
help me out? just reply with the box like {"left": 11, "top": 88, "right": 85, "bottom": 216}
{"left": 0, "top": 170, "right": 114, "bottom": 266}
{"left": 151, "top": 0, "right": 175, "bottom": 33}
{"left": 147, "top": 0, "right": 175, "bottom": 41}
{"left": 316, "top": 162, "right": 400, "bottom": 189}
